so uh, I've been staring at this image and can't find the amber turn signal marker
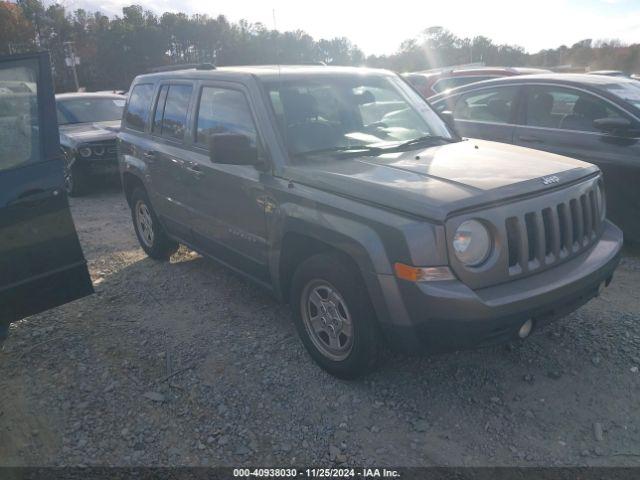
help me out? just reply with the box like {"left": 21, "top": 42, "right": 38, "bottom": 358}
{"left": 394, "top": 263, "right": 422, "bottom": 282}
{"left": 394, "top": 263, "right": 455, "bottom": 282}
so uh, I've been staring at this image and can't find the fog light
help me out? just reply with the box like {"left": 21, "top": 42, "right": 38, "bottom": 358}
{"left": 518, "top": 319, "right": 533, "bottom": 339}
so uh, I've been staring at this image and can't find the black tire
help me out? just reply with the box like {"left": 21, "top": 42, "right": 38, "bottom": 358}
{"left": 130, "top": 187, "right": 178, "bottom": 260}
{"left": 290, "top": 252, "right": 380, "bottom": 379}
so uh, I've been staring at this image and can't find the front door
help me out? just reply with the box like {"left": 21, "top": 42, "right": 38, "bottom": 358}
{"left": 0, "top": 52, "right": 93, "bottom": 326}
{"left": 187, "top": 83, "right": 269, "bottom": 282}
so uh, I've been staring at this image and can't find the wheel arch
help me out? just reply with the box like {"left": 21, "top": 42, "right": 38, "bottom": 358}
{"left": 272, "top": 213, "right": 397, "bottom": 328}
{"left": 122, "top": 171, "right": 145, "bottom": 207}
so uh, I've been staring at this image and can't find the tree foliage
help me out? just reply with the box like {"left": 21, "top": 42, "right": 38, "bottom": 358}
{"left": 1, "top": 2, "right": 638, "bottom": 92}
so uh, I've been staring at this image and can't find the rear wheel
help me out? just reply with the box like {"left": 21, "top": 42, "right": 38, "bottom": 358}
{"left": 130, "top": 187, "right": 178, "bottom": 260}
{"left": 291, "top": 252, "right": 380, "bottom": 379}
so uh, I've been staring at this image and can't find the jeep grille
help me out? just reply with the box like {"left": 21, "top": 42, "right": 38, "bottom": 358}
{"left": 505, "top": 182, "right": 602, "bottom": 276}
{"left": 445, "top": 175, "right": 604, "bottom": 290}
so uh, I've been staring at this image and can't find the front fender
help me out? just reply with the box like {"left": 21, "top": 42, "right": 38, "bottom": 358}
{"left": 268, "top": 202, "right": 410, "bottom": 328}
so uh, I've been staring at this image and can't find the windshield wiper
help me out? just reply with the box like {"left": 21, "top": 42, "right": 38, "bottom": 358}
{"left": 293, "top": 145, "right": 384, "bottom": 158}
{"left": 394, "top": 135, "right": 457, "bottom": 150}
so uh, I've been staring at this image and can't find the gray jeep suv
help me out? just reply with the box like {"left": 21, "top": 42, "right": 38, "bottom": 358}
{"left": 118, "top": 65, "right": 623, "bottom": 378}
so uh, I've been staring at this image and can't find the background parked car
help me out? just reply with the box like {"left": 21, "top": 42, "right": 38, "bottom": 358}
{"left": 403, "top": 65, "right": 550, "bottom": 98}
{"left": 430, "top": 73, "right": 640, "bottom": 242}
{"left": 56, "top": 92, "right": 126, "bottom": 196}
{"left": 589, "top": 70, "right": 631, "bottom": 78}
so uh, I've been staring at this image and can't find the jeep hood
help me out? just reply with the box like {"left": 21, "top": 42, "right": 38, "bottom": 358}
{"left": 284, "top": 139, "right": 599, "bottom": 222}
{"left": 59, "top": 120, "right": 120, "bottom": 147}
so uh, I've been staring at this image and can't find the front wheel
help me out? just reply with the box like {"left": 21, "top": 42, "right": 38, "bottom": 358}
{"left": 290, "top": 252, "right": 380, "bottom": 379}
{"left": 130, "top": 187, "right": 178, "bottom": 260}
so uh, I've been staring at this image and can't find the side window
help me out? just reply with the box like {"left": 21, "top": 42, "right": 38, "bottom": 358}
{"left": 525, "top": 86, "right": 625, "bottom": 132}
{"left": 152, "top": 85, "right": 169, "bottom": 134}
{"left": 432, "top": 97, "right": 456, "bottom": 113}
{"left": 453, "top": 86, "right": 517, "bottom": 124}
{"left": 159, "top": 84, "right": 192, "bottom": 141}
{"left": 124, "top": 83, "right": 154, "bottom": 132}
{"left": 406, "top": 75, "right": 428, "bottom": 88}
{"left": 196, "top": 87, "right": 257, "bottom": 147}
{"left": 0, "top": 63, "right": 39, "bottom": 171}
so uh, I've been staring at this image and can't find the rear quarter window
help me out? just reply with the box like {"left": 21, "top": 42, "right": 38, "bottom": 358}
{"left": 124, "top": 83, "right": 154, "bottom": 132}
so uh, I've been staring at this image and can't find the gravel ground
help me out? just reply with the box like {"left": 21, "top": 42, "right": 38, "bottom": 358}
{"left": 1, "top": 188, "right": 640, "bottom": 467}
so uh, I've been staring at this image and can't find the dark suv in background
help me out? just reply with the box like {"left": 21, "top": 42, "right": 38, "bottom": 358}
{"left": 118, "top": 65, "right": 622, "bottom": 378}
{"left": 56, "top": 92, "right": 125, "bottom": 195}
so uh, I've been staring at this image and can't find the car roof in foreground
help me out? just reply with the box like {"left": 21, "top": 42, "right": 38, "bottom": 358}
{"left": 429, "top": 73, "right": 640, "bottom": 100}
{"left": 133, "top": 65, "right": 395, "bottom": 83}
{"left": 405, "top": 67, "right": 550, "bottom": 78}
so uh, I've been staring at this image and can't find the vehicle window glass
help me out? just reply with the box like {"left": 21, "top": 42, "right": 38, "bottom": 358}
{"left": 196, "top": 87, "right": 257, "bottom": 147}
{"left": 603, "top": 81, "right": 640, "bottom": 109}
{"left": 434, "top": 76, "right": 496, "bottom": 93}
{"left": 406, "top": 75, "right": 428, "bottom": 88}
{"left": 432, "top": 97, "right": 457, "bottom": 113}
{"left": 525, "top": 87, "right": 625, "bottom": 132}
{"left": 261, "top": 75, "right": 451, "bottom": 156}
{"left": 453, "top": 86, "right": 517, "bottom": 124}
{"left": 124, "top": 83, "right": 154, "bottom": 131}
{"left": 56, "top": 97, "right": 124, "bottom": 125}
{"left": 0, "top": 63, "right": 39, "bottom": 171}
{"left": 160, "top": 84, "right": 192, "bottom": 141}
{"left": 152, "top": 85, "right": 169, "bottom": 134}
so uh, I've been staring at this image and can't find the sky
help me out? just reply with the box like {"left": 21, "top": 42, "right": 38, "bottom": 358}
{"left": 58, "top": 0, "right": 640, "bottom": 55}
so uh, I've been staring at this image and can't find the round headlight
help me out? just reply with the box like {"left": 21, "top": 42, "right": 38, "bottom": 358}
{"left": 453, "top": 219, "right": 492, "bottom": 267}
{"left": 78, "top": 147, "right": 92, "bottom": 158}
{"left": 93, "top": 146, "right": 105, "bottom": 156}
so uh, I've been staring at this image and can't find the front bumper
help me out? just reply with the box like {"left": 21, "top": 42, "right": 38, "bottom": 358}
{"left": 379, "top": 220, "right": 623, "bottom": 353}
{"left": 76, "top": 157, "right": 119, "bottom": 176}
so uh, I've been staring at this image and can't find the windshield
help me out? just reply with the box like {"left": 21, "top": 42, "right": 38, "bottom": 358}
{"left": 57, "top": 97, "right": 125, "bottom": 125}
{"left": 261, "top": 74, "right": 454, "bottom": 157}
{"left": 603, "top": 81, "right": 640, "bottom": 109}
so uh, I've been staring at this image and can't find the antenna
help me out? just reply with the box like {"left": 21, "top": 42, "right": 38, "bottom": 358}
{"left": 273, "top": 8, "right": 288, "bottom": 156}
{"left": 272, "top": 8, "right": 281, "bottom": 73}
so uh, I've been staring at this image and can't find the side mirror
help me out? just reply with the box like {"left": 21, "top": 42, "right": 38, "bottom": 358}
{"left": 208, "top": 133, "right": 258, "bottom": 165}
{"left": 440, "top": 110, "right": 455, "bottom": 126}
{"left": 593, "top": 117, "right": 633, "bottom": 135}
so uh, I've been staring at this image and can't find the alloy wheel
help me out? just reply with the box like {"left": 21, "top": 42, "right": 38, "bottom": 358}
{"left": 301, "top": 280, "right": 354, "bottom": 361}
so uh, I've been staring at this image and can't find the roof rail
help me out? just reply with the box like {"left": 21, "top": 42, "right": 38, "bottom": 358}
{"left": 147, "top": 63, "right": 216, "bottom": 73}
{"left": 196, "top": 63, "right": 216, "bottom": 70}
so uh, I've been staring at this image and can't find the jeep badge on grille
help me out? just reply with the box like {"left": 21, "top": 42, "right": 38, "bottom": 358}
{"left": 542, "top": 175, "right": 560, "bottom": 185}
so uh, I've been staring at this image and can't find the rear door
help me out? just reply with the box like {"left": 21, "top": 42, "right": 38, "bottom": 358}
{"left": 436, "top": 85, "right": 520, "bottom": 143}
{"left": 0, "top": 52, "right": 93, "bottom": 325}
{"left": 145, "top": 82, "right": 195, "bottom": 240}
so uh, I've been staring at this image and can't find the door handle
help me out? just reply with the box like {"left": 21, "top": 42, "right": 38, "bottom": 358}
{"left": 9, "top": 188, "right": 60, "bottom": 207}
{"left": 518, "top": 135, "right": 544, "bottom": 144}
{"left": 185, "top": 164, "right": 204, "bottom": 177}
{"left": 143, "top": 151, "right": 157, "bottom": 161}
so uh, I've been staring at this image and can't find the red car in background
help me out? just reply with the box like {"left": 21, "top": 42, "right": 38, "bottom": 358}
{"left": 403, "top": 65, "right": 550, "bottom": 98}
